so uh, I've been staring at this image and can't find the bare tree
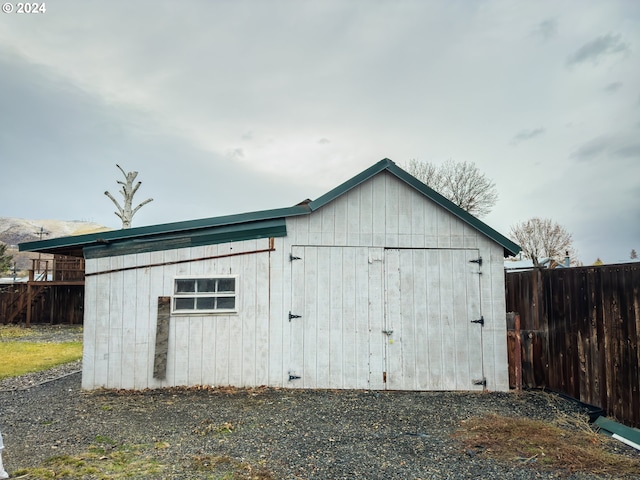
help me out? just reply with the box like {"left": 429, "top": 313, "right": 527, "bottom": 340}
{"left": 510, "top": 217, "right": 576, "bottom": 267}
{"left": 104, "top": 165, "right": 153, "bottom": 229}
{"left": 631, "top": 249, "right": 638, "bottom": 260}
{"left": 404, "top": 159, "right": 498, "bottom": 217}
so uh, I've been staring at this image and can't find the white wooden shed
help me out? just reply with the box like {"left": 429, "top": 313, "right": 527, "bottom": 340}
{"left": 20, "top": 159, "right": 520, "bottom": 391}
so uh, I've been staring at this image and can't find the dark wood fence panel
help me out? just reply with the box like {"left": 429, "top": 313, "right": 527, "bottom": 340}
{"left": 506, "top": 262, "right": 640, "bottom": 428}
{"left": 0, "top": 284, "right": 84, "bottom": 325}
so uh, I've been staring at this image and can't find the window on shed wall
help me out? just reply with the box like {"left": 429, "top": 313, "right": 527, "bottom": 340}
{"left": 172, "top": 276, "right": 237, "bottom": 314}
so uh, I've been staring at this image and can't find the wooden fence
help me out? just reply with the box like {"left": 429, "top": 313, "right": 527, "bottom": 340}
{"left": 506, "top": 262, "right": 640, "bottom": 427}
{"left": 0, "top": 284, "right": 84, "bottom": 325}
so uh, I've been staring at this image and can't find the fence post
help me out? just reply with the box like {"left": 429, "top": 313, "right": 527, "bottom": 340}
{"left": 514, "top": 313, "right": 522, "bottom": 392}
{"left": 26, "top": 283, "right": 32, "bottom": 328}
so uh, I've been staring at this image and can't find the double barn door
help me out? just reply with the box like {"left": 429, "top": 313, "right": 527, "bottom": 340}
{"left": 288, "top": 246, "right": 485, "bottom": 390}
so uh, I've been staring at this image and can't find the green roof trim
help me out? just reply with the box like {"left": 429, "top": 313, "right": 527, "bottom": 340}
{"left": 19, "top": 158, "right": 520, "bottom": 258}
{"left": 83, "top": 219, "right": 287, "bottom": 259}
{"left": 19, "top": 206, "right": 307, "bottom": 257}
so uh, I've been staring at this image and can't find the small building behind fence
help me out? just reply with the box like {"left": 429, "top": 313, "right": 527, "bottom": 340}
{"left": 0, "top": 255, "right": 85, "bottom": 326}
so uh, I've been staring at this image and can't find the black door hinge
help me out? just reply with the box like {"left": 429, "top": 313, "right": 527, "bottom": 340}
{"left": 469, "top": 257, "right": 483, "bottom": 267}
{"left": 471, "top": 316, "right": 484, "bottom": 326}
{"left": 288, "top": 374, "right": 301, "bottom": 381}
{"left": 473, "top": 378, "right": 487, "bottom": 387}
{"left": 289, "top": 254, "right": 301, "bottom": 261}
{"left": 289, "top": 311, "right": 302, "bottom": 321}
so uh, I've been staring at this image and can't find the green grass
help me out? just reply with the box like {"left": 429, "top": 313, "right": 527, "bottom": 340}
{"left": 0, "top": 341, "right": 82, "bottom": 379}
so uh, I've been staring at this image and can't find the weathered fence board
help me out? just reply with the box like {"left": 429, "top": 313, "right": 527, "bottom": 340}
{"left": 0, "top": 284, "right": 84, "bottom": 325}
{"left": 506, "top": 262, "right": 640, "bottom": 428}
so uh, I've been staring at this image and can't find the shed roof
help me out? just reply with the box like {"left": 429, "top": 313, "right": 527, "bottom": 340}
{"left": 20, "top": 158, "right": 520, "bottom": 258}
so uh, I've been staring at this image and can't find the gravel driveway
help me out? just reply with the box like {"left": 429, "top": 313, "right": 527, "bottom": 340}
{"left": 0, "top": 326, "right": 636, "bottom": 479}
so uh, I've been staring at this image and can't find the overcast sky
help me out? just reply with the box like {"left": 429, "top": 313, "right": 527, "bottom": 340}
{"left": 1, "top": 1, "right": 638, "bottom": 264}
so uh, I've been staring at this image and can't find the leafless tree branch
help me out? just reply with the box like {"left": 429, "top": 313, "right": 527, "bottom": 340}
{"left": 404, "top": 158, "right": 498, "bottom": 217}
{"left": 510, "top": 217, "right": 576, "bottom": 266}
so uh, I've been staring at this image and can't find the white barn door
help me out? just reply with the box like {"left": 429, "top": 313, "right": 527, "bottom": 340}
{"left": 289, "top": 246, "right": 484, "bottom": 391}
{"left": 384, "top": 248, "right": 485, "bottom": 390}
{"left": 289, "top": 246, "right": 380, "bottom": 389}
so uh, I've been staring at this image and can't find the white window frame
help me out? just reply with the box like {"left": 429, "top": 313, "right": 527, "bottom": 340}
{"left": 172, "top": 275, "right": 238, "bottom": 314}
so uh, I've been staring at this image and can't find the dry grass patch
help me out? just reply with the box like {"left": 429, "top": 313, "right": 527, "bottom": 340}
{"left": 0, "top": 325, "right": 38, "bottom": 340}
{"left": 0, "top": 341, "right": 82, "bottom": 379}
{"left": 454, "top": 413, "right": 640, "bottom": 477}
{"left": 11, "top": 443, "right": 163, "bottom": 479}
{"left": 193, "top": 419, "right": 236, "bottom": 436}
{"left": 191, "top": 454, "right": 275, "bottom": 479}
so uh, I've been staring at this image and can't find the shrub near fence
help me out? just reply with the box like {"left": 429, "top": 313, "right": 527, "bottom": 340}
{"left": 506, "top": 262, "right": 640, "bottom": 428}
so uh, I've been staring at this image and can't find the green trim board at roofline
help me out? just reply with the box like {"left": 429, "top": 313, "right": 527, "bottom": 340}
{"left": 309, "top": 158, "right": 520, "bottom": 257}
{"left": 19, "top": 206, "right": 307, "bottom": 257}
{"left": 19, "top": 158, "right": 520, "bottom": 258}
{"left": 83, "top": 219, "right": 287, "bottom": 259}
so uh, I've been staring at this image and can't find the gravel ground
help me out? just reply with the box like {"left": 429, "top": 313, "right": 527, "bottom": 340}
{"left": 0, "top": 326, "right": 637, "bottom": 479}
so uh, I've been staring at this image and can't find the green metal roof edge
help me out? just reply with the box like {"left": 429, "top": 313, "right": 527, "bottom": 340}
{"left": 19, "top": 205, "right": 308, "bottom": 253}
{"left": 83, "top": 219, "right": 287, "bottom": 259}
{"left": 308, "top": 158, "right": 520, "bottom": 257}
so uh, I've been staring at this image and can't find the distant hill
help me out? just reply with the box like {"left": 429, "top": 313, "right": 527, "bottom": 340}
{"left": 0, "top": 217, "right": 111, "bottom": 272}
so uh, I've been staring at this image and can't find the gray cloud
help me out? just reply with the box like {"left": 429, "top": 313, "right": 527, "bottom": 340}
{"left": 566, "top": 33, "right": 630, "bottom": 66}
{"left": 532, "top": 19, "right": 557, "bottom": 41}
{"left": 318, "top": 138, "right": 331, "bottom": 145}
{"left": 228, "top": 148, "right": 245, "bottom": 159}
{"left": 510, "top": 128, "right": 545, "bottom": 145}
{"left": 603, "top": 82, "right": 623, "bottom": 93}
{"left": 570, "top": 136, "right": 640, "bottom": 163}
{"left": 570, "top": 137, "right": 609, "bottom": 162}
{"left": 614, "top": 143, "right": 640, "bottom": 159}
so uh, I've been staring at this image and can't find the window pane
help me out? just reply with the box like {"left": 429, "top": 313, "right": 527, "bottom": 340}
{"left": 217, "top": 297, "right": 235, "bottom": 309}
{"left": 197, "top": 279, "right": 216, "bottom": 293}
{"left": 175, "top": 279, "right": 195, "bottom": 293}
{"left": 174, "top": 298, "right": 194, "bottom": 310}
{"left": 196, "top": 297, "right": 216, "bottom": 310}
{"left": 217, "top": 278, "right": 235, "bottom": 293}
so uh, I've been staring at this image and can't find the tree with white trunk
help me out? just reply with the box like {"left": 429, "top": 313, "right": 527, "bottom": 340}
{"left": 104, "top": 165, "right": 154, "bottom": 229}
